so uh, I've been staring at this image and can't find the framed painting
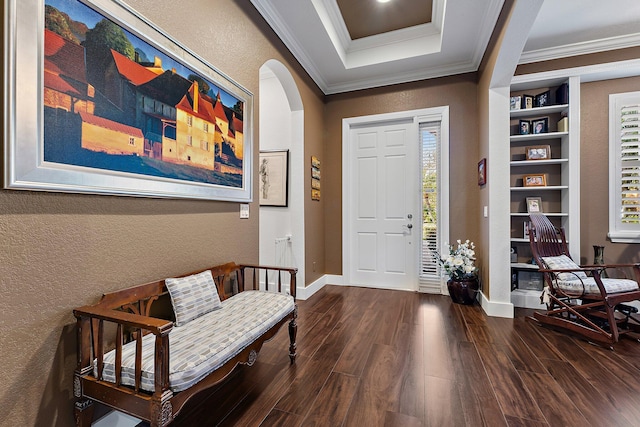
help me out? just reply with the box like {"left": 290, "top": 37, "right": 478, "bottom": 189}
{"left": 259, "top": 150, "right": 289, "bottom": 207}
{"left": 4, "top": 0, "right": 253, "bottom": 201}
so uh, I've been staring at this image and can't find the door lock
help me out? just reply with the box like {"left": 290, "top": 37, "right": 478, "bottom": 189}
{"left": 407, "top": 223, "right": 413, "bottom": 229}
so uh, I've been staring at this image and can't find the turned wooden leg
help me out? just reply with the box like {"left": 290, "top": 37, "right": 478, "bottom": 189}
{"left": 74, "top": 399, "right": 95, "bottom": 427}
{"left": 289, "top": 306, "right": 298, "bottom": 364}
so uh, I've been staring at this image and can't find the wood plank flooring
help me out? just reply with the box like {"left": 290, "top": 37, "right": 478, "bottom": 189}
{"left": 166, "top": 285, "right": 640, "bottom": 426}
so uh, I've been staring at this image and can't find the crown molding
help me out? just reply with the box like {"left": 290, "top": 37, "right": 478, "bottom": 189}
{"left": 250, "top": 0, "right": 330, "bottom": 92}
{"left": 324, "top": 60, "right": 477, "bottom": 95}
{"left": 519, "top": 33, "right": 640, "bottom": 64}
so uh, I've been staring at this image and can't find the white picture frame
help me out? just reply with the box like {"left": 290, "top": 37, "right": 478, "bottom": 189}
{"left": 4, "top": 0, "right": 253, "bottom": 201}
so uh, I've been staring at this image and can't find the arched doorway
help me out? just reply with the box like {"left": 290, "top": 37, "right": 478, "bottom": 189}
{"left": 258, "top": 60, "right": 305, "bottom": 290}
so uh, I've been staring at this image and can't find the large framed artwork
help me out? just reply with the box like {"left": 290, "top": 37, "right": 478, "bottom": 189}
{"left": 4, "top": 0, "right": 253, "bottom": 201}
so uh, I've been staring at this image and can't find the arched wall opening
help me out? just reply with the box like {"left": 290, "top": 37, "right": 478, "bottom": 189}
{"left": 258, "top": 60, "right": 305, "bottom": 291}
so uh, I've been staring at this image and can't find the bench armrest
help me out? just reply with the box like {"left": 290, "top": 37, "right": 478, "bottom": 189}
{"left": 74, "top": 305, "right": 173, "bottom": 335}
{"left": 239, "top": 264, "right": 297, "bottom": 298}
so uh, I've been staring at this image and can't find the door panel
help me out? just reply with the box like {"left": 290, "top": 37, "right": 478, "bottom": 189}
{"left": 348, "top": 120, "right": 418, "bottom": 290}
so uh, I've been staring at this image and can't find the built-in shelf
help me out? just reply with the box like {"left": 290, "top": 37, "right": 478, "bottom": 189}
{"left": 511, "top": 262, "right": 539, "bottom": 270}
{"left": 511, "top": 288, "right": 546, "bottom": 308}
{"left": 510, "top": 185, "right": 569, "bottom": 191}
{"left": 510, "top": 104, "right": 569, "bottom": 118}
{"left": 510, "top": 159, "right": 568, "bottom": 167}
{"left": 510, "top": 212, "right": 568, "bottom": 217}
{"left": 510, "top": 132, "right": 569, "bottom": 142}
{"left": 508, "top": 76, "right": 580, "bottom": 309}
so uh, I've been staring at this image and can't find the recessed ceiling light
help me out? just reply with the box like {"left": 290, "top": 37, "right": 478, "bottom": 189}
{"left": 377, "top": 0, "right": 392, "bottom": 3}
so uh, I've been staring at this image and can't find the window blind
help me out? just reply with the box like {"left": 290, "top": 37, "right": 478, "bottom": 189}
{"left": 620, "top": 104, "right": 640, "bottom": 224}
{"left": 420, "top": 122, "right": 441, "bottom": 281}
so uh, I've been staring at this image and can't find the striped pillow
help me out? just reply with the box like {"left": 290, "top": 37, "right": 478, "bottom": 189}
{"left": 166, "top": 270, "right": 222, "bottom": 326}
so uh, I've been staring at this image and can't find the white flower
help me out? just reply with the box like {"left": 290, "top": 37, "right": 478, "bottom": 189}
{"left": 437, "top": 239, "right": 478, "bottom": 280}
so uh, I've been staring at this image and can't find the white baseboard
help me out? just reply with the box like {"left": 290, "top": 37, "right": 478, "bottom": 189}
{"left": 295, "top": 274, "right": 327, "bottom": 299}
{"left": 479, "top": 291, "right": 514, "bottom": 318}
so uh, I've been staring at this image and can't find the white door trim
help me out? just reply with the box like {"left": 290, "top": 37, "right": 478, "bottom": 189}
{"left": 342, "top": 107, "right": 449, "bottom": 291}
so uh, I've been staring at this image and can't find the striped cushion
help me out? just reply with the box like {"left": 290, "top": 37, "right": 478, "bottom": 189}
{"left": 96, "top": 291, "right": 295, "bottom": 392}
{"left": 166, "top": 270, "right": 222, "bottom": 326}
{"left": 541, "top": 255, "right": 588, "bottom": 281}
{"left": 556, "top": 277, "right": 639, "bottom": 296}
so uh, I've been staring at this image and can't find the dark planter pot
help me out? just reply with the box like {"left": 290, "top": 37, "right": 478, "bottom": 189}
{"left": 447, "top": 278, "right": 479, "bottom": 305}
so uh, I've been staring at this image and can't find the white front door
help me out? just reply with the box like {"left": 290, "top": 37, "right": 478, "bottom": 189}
{"left": 345, "top": 117, "right": 419, "bottom": 291}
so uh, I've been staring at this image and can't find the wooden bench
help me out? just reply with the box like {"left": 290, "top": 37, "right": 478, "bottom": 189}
{"left": 73, "top": 262, "right": 297, "bottom": 427}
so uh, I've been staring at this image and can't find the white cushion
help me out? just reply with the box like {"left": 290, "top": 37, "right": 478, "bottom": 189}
{"left": 556, "top": 277, "right": 639, "bottom": 296}
{"left": 165, "top": 270, "right": 222, "bottom": 326}
{"left": 541, "top": 255, "right": 588, "bottom": 281}
{"left": 96, "top": 291, "right": 295, "bottom": 392}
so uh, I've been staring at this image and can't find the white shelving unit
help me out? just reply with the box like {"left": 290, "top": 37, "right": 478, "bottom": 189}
{"left": 508, "top": 75, "right": 581, "bottom": 308}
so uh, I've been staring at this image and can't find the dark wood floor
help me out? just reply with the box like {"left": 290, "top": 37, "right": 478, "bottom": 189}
{"left": 168, "top": 285, "right": 640, "bottom": 426}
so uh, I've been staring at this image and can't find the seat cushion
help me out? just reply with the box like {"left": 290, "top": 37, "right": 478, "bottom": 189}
{"left": 541, "top": 255, "right": 588, "bottom": 281}
{"left": 165, "top": 270, "right": 222, "bottom": 326}
{"left": 96, "top": 290, "right": 295, "bottom": 392}
{"left": 556, "top": 277, "right": 639, "bottom": 296}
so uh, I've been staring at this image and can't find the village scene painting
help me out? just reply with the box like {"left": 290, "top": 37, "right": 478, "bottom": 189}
{"left": 43, "top": 0, "right": 245, "bottom": 188}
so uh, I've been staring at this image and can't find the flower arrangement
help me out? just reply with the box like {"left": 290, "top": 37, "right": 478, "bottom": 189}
{"left": 438, "top": 240, "right": 478, "bottom": 281}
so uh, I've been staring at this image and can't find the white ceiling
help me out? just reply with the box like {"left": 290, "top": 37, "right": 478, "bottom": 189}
{"left": 251, "top": 0, "right": 640, "bottom": 95}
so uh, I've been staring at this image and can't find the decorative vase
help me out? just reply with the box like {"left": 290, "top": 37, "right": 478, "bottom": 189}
{"left": 447, "top": 277, "right": 479, "bottom": 305}
{"left": 593, "top": 245, "right": 607, "bottom": 278}
{"left": 593, "top": 245, "right": 605, "bottom": 265}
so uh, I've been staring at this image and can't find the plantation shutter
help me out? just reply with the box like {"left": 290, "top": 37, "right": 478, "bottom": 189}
{"left": 620, "top": 105, "right": 640, "bottom": 223}
{"left": 420, "top": 121, "right": 441, "bottom": 286}
{"left": 609, "top": 92, "right": 640, "bottom": 242}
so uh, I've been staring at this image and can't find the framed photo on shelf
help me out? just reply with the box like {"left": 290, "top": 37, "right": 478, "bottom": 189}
{"left": 523, "top": 174, "right": 547, "bottom": 187}
{"left": 531, "top": 117, "right": 549, "bottom": 134}
{"left": 478, "top": 158, "right": 486, "bottom": 186}
{"left": 526, "top": 197, "right": 543, "bottom": 213}
{"left": 534, "top": 90, "right": 551, "bottom": 108}
{"left": 522, "top": 94, "right": 534, "bottom": 109}
{"left": 524, "top": 222, "right": 531, "bottom": 239}
{"left": 525, "top": 145, "right": 551, "bottom": 160}
{"left": 510, "top": 96, "right": 522, "bottom": 110}
{"left": 519, "top": 120, "right": 531, "bottom": 135}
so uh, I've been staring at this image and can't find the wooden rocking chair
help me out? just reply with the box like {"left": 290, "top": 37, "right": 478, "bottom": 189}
{"left": 528, "top": 213, "right": 640, "bottom": 347}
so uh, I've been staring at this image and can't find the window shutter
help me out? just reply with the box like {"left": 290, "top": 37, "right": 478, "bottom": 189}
{"left": 609, "top": 92, "right": 640, "bottom": 242}
{"left": 620, "top": 104, "right": 640, "bottom": 224}
{"left": 420, "top": 122, "right": 441, "bottom": 281}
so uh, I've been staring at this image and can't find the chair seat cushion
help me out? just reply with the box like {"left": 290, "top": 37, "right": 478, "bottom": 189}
{"left": 556, "top": 277, "right": 639, "bottom": 296}
{"left": 96, "top": 290, "right": 295, "bottom": 392}
{"left": 541, "top": 255, "right": 588, "bottom": 281}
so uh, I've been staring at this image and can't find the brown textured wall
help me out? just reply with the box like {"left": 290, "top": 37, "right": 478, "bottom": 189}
{"left": 304, "top": 100, "right": 327, "bottom": 285}
{"left": 324, "top": 75, "right": 480, "bottom": 274}
{"left": 0, "top": 1, "right": 324, "bottom": 425}
{"left": 580, "top": 76, "right": 640, "bottom": 265}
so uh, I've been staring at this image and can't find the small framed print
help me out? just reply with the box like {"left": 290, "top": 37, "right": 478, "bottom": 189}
{"left": 510, "top": 96, "right": 522, "bottom": 111}
{"left": 523, "top": 174, "right": 547, "bottom": 187}
{"left": 525, "top": 145, "right": 551, "bottom": 160}
{"left": 522, "top": 94, "right": 534, "bottom": 109}
{"left": 526, "top": 197, "right": 543, "bottom": 213}
{"left": 478, "top": 158, "right": 486, "bottom": 186}
{"left": 534, "top": 90, "right": 551, "bottom": 108}
{"left": 519, "top": 120, "right": 531, "bottom": 135}
{"left": 531, "top": 117, "right": 548, "bottom": 134}
{"left": 524, "top": 222, "right": 531, "bottom": 239}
